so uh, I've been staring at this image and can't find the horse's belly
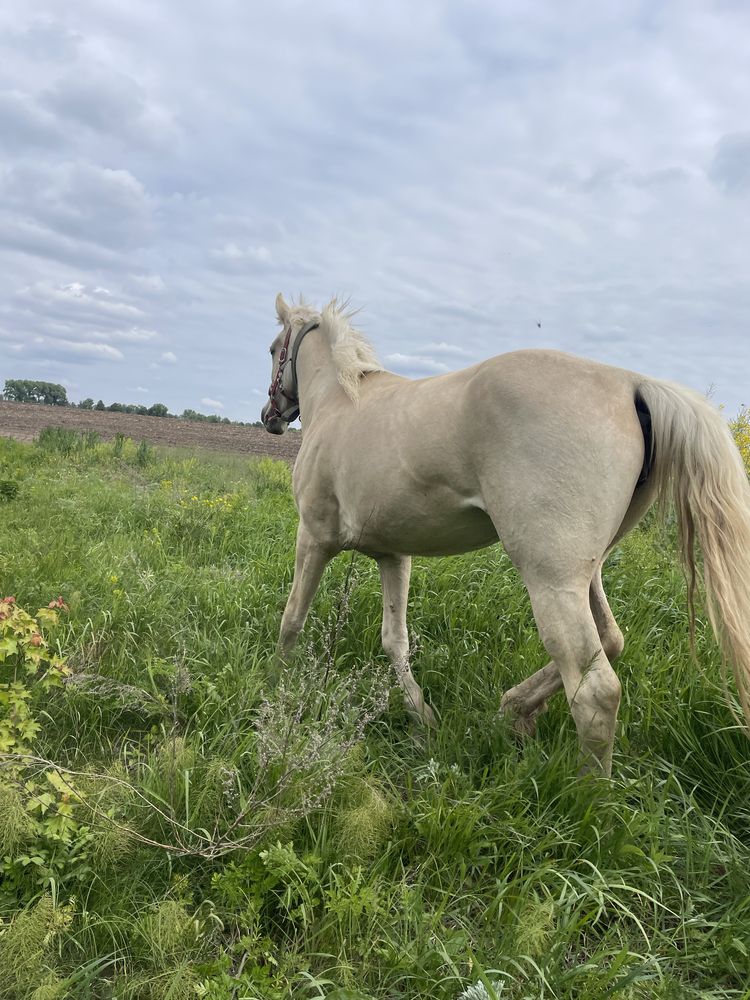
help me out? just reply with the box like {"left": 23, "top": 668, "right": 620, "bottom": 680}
{"left": 347, "top": 497, "right": 498, "bottom": 557}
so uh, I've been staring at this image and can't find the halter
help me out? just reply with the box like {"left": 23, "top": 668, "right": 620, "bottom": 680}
{"left": 266, "top": 320, "right": 320, "bottom": 423}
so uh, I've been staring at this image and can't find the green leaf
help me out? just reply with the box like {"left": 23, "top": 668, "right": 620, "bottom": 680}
{"left": 0, "top": 636, "right": 18, "bottom": 658}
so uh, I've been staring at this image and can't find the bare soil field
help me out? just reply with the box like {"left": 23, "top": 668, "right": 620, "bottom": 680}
{"left": 0, "top": 401, "right": 301, "bottom": 462}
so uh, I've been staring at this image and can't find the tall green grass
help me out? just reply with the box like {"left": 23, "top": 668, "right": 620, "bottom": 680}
{"left": 0, "top": 434, "right": 749, "bottom": 999}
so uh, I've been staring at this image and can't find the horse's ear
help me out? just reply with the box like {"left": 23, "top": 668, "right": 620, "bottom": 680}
{"left": 275, "top": 293, "right": 290, "bottom": 325}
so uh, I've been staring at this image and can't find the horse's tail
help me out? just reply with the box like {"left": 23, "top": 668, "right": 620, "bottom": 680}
{"left": 637, "top": 378, "right": 750, "bottom": 731}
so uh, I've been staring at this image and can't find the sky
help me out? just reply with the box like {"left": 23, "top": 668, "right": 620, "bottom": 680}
{"left": 0, "top": 0, "right": 748, "bottom": 421}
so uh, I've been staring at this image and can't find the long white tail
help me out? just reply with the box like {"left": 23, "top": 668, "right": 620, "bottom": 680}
{"left": 637, "top": 379, "right": 750, "bottom": 731}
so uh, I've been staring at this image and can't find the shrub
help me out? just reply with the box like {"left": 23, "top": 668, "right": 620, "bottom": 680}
{"left": 0, "top": 894, "right": 73, "bottom": 998}
{"left": 0, "top": 480, "right": 19, "bottom": 502}
{"left": 0, "top": 596, "right": 70, "bottom": 755}
{"left": 0, "top": 598, "right": 90, "bottom": 900}
{"left": 136, "top": 440, "right": 153, "bottom": 467}
{"left": 36, "top": 427, "right": 99, "bottom": 455}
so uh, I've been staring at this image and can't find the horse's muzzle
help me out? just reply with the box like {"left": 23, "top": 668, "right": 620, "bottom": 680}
{"left": 261, "top": 402, "right": 287, "bottom": 435}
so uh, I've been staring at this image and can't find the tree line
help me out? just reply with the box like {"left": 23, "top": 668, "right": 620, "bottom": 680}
{"left": 2, "top": 379, "right": 265, "bottom": 427}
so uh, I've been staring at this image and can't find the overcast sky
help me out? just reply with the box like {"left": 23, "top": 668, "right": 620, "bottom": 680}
{"left": 0, "top": 1, "right": 748, "bottom": 420}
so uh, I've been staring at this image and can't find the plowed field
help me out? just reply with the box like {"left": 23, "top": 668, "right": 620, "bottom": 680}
{"left": 0, "top": 401, "right": 301, "bottom": 462}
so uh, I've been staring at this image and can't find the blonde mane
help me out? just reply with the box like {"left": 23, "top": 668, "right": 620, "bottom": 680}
{"left": 284, "top": 297, "right": 382, "bottom": 402}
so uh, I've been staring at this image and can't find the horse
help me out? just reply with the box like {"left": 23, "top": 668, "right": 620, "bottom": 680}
{"left": 261, "top": 293, "right": 750, "bottom": 776}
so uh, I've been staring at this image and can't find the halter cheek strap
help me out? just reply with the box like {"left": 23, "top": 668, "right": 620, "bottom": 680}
{"left": 266, "top": 320, "right": 320, "bottom": 422}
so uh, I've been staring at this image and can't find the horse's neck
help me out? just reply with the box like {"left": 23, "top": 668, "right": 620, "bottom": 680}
{"left": 296, "top": 333, "right": 342, "bottom": 426}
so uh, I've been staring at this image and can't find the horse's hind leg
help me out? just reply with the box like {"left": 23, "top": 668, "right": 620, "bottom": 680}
{"left": 589, "top": 565, "right": 624, "bottom": 663}
{"left": 499, "top": 661, "right": 562, "bottom": 735}
{"left": 500, "top": 565, "right": 623, "bottom": 734}
{"left": 377, "top": 554, "right": 437, "bottom": 728}
{"left": 525, "top": 575, "right": 621, "bottom": 775}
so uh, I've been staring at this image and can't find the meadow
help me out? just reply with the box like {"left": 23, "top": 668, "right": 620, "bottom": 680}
{"left": 1, "top": 425, "right": 750, "bottom": 1000}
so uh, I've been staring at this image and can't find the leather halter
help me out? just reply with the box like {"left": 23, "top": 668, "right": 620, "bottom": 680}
{"left": 266, "top": 320, "right": 320, "bottom": 423}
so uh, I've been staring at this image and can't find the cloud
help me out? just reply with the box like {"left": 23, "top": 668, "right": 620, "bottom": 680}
{"left": 0, "top": 216, "right": 122, "bottom": 268}
{"left": 129, "top": 273, "right": 166, "bottom": 295}
{"left": 103, "top": 327, "right": 158, "bottom": 342}
{"left": 0, "top": 161, "right": 156, "bottom": 268}
{"left": 10, "top": 282, "right": 147, "bottom": 353}
{"left": 208, "top": 243, "right": 272, "bottom": 272}
{"left": 709, "top": 132, "right": 750, "bottom": 195}
{"left": 385, "top": 352, "right": 452, "bottom": 374}
{"left": 201, "top": 397, "right": 224, "bottom": 410}
{"left": 4, "top": 17, "right": 82, "bottom": 62}
{"left": 0, "top": 1, "right": 749, "bottom": 417}
{"left": 42, "top": 65, "right": 180, "bottom": 150}
{"left": 23, "top": 338, "right": 125, "bottom": 363}
{"left": 16, "top": 281, "right": 144, "bottom": 320}
{"left": 0, "top": 89, "right": 64, "bottom": 149}
{"left": 423, "top": 341, "right": 475, "bottom": 357}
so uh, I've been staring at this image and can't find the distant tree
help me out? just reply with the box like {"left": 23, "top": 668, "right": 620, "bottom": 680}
{"left": 180, "top": 408, "right": 236, "bottom": 425}
{"left": 147, "top": 403, "right": 169, "bottom": 417}
{"left": 3, "top": 379, "right": 68, "bottom": 405}
{"left": 94, "top": 400, "right": 106, "bottom": 411}
{"left": 78, "top": 398, "right": 94, "bottom": 409}
{"left": 108, "top": 402, "right": 125, "bottom": 413}
{"left": 3, "top": 379, "right": 27, "bottom": 402}
{"left": 44, "top": 382, "right": 68, "bottom": 406}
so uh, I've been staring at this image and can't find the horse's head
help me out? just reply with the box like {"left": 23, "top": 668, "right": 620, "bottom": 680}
{"left": 261, "top": 293, "right": 315, "bottom": 434}
{"left": 261, "top": 293, "right": 381, "bottom": 432}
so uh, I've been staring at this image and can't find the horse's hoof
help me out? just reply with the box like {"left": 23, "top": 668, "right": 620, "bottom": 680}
{"left": 407, "top": 700, "right": 438, "bottom": 730}
{"left": 511, "top": 712, "right": 539, "bottom": 738}
{"left": 499, "top": 695, "right": 543, "bottom": 737}
{"left": 421, "top": 701, "right": 438, "bottom": 730}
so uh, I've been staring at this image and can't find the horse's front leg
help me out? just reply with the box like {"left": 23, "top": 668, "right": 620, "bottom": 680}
{"left": 277, "top": 525, "right": 333, "bottom": 658}
{"left": 377, "top": 554, "right": 437, "bottom": 728}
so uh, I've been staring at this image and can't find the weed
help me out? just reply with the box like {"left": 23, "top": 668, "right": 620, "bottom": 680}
{"left": 0, "top": 480, "right": 19, "bottom": 502}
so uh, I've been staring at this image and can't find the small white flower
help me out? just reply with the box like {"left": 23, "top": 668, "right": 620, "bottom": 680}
{"left": 457, "top": 981, "right": 505, "bottom": 1000}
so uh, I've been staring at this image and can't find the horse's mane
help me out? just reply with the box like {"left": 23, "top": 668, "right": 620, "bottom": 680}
{"left": 284, "top": 298, "right": 382, "bottom": 402}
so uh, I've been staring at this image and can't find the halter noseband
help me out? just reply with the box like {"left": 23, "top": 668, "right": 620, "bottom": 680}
{"left": 266, "top": 320, "right": 320, "bottom": 423}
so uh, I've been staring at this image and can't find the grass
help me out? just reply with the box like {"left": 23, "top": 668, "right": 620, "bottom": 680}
{"left": 0, "top": 430, "right": 749, "bottom": 999}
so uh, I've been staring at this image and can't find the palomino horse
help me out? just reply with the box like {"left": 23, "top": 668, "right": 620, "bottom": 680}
{"left": 262, "top": 294, "right": 750, "bottom": 775}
